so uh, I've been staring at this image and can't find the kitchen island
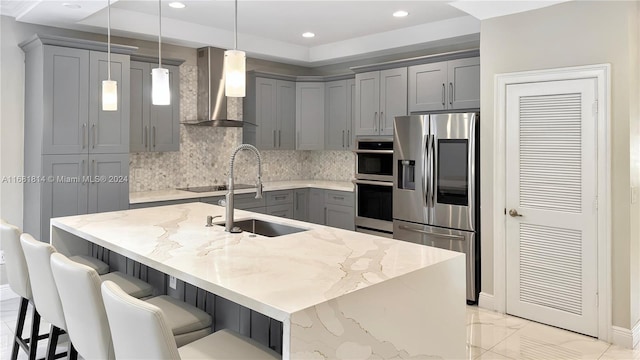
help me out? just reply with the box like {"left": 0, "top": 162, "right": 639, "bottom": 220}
{"left": 51, "top": 202, "right": 465, "bottom": 359}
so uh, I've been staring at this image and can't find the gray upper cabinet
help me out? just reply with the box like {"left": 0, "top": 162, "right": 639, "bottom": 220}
{"left": 90, "top": 51, "right": 130, "bottom": 153}
{"left": 21, "top": 35, "right": 134, "bottom": 242}
{"left": 42, "top": 46, "right": 90, "bottom": 155}
{"left": 347, "top": 79, "right": 355, "bottom": 149}
{"left": 325, "top": 80, "right": 349, "bottom": 150}
{"left": 245, "top": 77, "right": 295, "bottom": 150}
{"left": 408, "top": 57, "right": 479, "bottom": 112}
{"left": 355, "top": 68, "right": 407, "bottom": 136}
{"left": 130, "top": 61, "right": 180, "bottom": 152}
{"left": 296, "top": 82, "right": 325, "bottom": 150}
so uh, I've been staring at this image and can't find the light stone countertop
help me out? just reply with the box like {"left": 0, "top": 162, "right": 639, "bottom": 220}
{"left": 50, "top": 202, "right": 460, "bottom": 321}
{"left": 129, "top": 180, "right": 354, "bottom": 204}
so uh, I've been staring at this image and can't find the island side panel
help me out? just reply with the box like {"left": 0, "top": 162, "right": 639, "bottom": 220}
{"left": 51, "top": 224, "right": 92, "bottom": 257}
{"left": 288, "top": 254, "right": 466, "bottom": 359}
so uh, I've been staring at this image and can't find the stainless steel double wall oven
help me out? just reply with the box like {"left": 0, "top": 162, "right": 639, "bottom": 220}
{"left": 393, "top": 113, "right": 480, "bottom": 303}
{"left": 353, "top": 137, "right": 394, "bottom": 237}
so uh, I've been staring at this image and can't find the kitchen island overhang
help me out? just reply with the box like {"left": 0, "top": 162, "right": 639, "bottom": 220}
{"left": 51, "top": 202, "right": 466, "bottom": 359}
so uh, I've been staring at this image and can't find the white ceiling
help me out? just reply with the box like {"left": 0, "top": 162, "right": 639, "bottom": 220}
{"left": 0, "top": 0, "right": 569, "bottom": 66}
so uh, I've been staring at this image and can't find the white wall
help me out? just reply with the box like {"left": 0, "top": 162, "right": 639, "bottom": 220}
{"left": 480, "top": 0, "right": 639, "bottom": 331}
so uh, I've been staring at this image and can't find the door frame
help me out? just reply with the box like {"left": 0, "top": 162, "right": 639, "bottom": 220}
{"left": 492, "top": 64, "right": 611, "bottom": 341}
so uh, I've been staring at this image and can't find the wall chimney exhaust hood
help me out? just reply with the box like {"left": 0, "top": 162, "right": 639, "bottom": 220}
{"left": 182, "top": 47, "right": 243, "bottom": 127}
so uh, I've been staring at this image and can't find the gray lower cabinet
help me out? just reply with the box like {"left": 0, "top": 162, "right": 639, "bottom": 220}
{"left": 39, "top": 154, "right": 128, "bottom": 242}
{"left": 293, "top": 189, "right": 309, "bottom": 221}
{"left": 408, "top": 57, "right": 480, "bottom": 112}
{"left": 21, "top": 35, "right": 133, "bottom": 242}
{"left": 266, "top": 204, "right": 293, "bottom": 219}
{"left": 130, "top": 61, "right": 180, "bottom": 152}
{"left": 325, "top": 190, "right": 355, "bottom": 231}
{"left": 266, "top": 190, "right": 294, "bottom": 219}
{"left": 308, "top": 188, "right": 326, "bottom": 225}
{"left": 296, "top": 82, "right": 325, "bottom": 150}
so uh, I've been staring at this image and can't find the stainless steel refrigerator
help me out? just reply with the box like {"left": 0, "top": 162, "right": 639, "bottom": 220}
{"left": 393, "top": 113, "right": 480, "bottom": 303}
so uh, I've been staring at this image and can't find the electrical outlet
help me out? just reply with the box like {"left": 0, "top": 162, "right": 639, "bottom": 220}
{"left": 169, "top": 275, "right": 177, "bottom": 290}
{"left": 0, "top": 250, "right": 5, "bottom": 265}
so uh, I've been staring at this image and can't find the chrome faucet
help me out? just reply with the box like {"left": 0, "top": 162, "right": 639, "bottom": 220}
{"left": 224, "top": 144, "right": 263, "bottom": 233}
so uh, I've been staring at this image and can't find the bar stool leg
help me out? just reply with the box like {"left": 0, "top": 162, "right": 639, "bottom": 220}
{"left": 10, "top": 298, "right": 28, "bottom": 360}
{"left": 45, "top": 326, "right": 63, "bottom": 360}
{"left": 67, "top": 343, "right": 77, "bottom": 360}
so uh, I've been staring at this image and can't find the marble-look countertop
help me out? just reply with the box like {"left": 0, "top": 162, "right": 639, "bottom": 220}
{"left": 129, "top": 180, "right": 354, "bottom": 204}
{"left": 51, "top": 202, "right": 459, "bottom": 321}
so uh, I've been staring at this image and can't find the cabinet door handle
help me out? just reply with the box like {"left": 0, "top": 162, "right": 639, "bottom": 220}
{"left": 278, "top": 130, "right": 281, "bottom": 148}
{"left": 374, "top": 112, "right": 378, "bottom": 132}
{"left": 273, "top": 130, "right": 276, "bottom": 148}
{"left": 347, "top": 130, "right": 350, "bottom": 147}
{"left": 92, "top": 159, "right": 96, "bottom": 180}
{"left": 442, "top": 83, "right": 446, "bottom": 106}
{"left": 324, "top": 207, "right": 327, "bottom": 224}
{"left": 449, "top": 82, "right": 453, "bottom": 106}
{"left": 342, "top": 130, "right": 345, "bottom": 148}
{"left": 92, "top": 124, "right": 96, "bottom": 149}
{"left": 144, "top": 125, "right": 148, "bottom": 148}
{"left": 380, "top": 111, "right": 384, "bottom": 133}
{"left": 152, "top": 126, "right": 156, "bottom": 148}
{"left": 274, "top": 195, "right": 286, "bottom": 200}
{"left": 297, "top": 131, "right": 300, "bottom": 148}
{"left": 82, "top": 123, "right": 87, "bottom": 149}
{"left": 333, "top": 196, "right": 344, "bottom": 200}
{"left": 295, "top": 193, "right": 298, "bottom": 211}
{"left": 82, "top": 159, "right": 86, "bottom": 183}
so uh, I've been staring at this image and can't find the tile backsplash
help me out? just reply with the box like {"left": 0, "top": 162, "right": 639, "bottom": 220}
{"left": 129, "top": 64, "right": 354, "bottom": 192}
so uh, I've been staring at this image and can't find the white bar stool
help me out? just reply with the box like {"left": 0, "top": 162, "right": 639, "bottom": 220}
{"left": 50, "top": 252, "right": 213, "bottom": 360}
{"left": 19, "top": 233, "right": 155, "bottom": 360}
{"left": 101, "top": 280, "right": 280, "bottom": 360}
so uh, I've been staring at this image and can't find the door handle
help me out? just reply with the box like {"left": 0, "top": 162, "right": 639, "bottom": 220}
{"left": 398, "top": 225, "right": 465, "bottom": 241}
{"left": 347, "top": 130, "right": 350, "bottom": 147}
{"left": 82, "top": 123, "right": 87, "bottom": 149}
{"left": 273, "top": 130, "right": 277, "bottom": 148}
{"left": 442, "top": 83, "right": 446, "bottom": 107}
{"left": 144, "top": 125, "right": 148, "bottom": 149}
{"left": 508, "top": 209, "right": 523, "bottom": 217}
{"left": 152, "top": 126, "right": 156, "bottom": 148}
{"left": 82, "top": 159, "right": 86, "bottom": 183}
{"left": 342, "top": 130, "right": 345, "bottom": 148}
{"left": 92, "top": 124, "right": 96, "bottom": 149}
{"left": 380, "top": 111, "right": 384, "bottom": 133}
{"left": 430, "top": 134, "right": 435, "bottom": 207}
{"left": 449, "top": 82, "right": 453, "bottom": 106}
{"left": 374, "top": 112, "right": 378, "bottom": 132}
{"left": 278, "top": 130, "right": 281, "bottom": 148}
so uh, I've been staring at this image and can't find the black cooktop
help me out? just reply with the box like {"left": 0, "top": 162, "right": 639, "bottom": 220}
{"left": 177, "top": 184, "right": 254, "bottom": 193}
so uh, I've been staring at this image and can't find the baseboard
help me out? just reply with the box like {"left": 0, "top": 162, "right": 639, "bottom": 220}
{"left": 478, "top": 292, "right": 495, "bottom": 311}
{"left": 612, "top": 322, "right": 640, "bottom": 349}
{"left": 0, "top": 284, "right": 19, "bottom": 301}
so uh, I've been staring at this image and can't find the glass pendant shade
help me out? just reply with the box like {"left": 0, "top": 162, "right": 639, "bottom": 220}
{"left": 224, "top": 49, "right": 246, "bottom": 97}
{"left": 102, "top": 80, "right": 118, "bottom": 111}
{"left": 152, "top": 67, "right": 171, "bottom": 105}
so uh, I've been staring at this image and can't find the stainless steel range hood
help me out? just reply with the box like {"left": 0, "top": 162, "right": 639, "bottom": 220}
{"left": 182, "top": 47, "right": 242, "bottom": 127}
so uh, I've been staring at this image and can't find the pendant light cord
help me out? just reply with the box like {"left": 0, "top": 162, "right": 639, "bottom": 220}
{"left": 234, "top": 0, "right": 237, "bottom": 50}
{"left": 158, "top": 0, "right": 162, "bottom": 68}
{"left": 107, "top": 0, "right": 111, "bottom": 80}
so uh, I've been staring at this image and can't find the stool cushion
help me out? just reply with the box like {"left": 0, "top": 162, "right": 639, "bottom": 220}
{"left": 174, "top": 328, "right": 211, "bottom": 348}
{"left": 1, "top": 221, "right": 32, "bottom": 300}
{"left": 69, "top": 255, "right": 109, "bottom": 275}
{"left": 178, "top": 329, "right": 280, "bottom": 360}
{"left": 100, "top": 272, "right": 153, "bottom": 299}
{"left": 146, "top": 295, "right": 212, "bottom": 335}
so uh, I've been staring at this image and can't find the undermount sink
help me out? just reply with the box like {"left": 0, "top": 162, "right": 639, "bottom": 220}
{"left": 217, "top": 218, "right": 307, "bottom": 237}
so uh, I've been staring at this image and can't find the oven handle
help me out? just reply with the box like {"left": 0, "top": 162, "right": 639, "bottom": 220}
{"left": 352, "top": 179, "right": 394, "bottom": 187}
{"left": 398, "top": 225, "right": 465, "bottom": 241}
{"left": 352, "top": 150, "right": 394, "bottom": 154}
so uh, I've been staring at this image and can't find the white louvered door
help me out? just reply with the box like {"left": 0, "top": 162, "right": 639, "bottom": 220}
{"left": 505, "top": 78, "right": 598, "bottom": 336}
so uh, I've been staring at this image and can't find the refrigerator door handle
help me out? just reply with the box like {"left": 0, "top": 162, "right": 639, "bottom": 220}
{"left": 429, "top": 134, "right": 435, "bottom": 207}
{"left": 398, "top": 225, "right": 465, "bottom": 241}
{"left": 423, "top": 134, "right": 429, "bottom": 208}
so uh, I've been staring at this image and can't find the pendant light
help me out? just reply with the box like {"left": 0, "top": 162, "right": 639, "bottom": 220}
{"left": 224, "top": 0, "right": 246, "bottom": 97}
{"left": 152, "top": 0, "right": 171, "bottom": 105}
{"left": 102, "top": 0, "right": 117, "bottom": 111}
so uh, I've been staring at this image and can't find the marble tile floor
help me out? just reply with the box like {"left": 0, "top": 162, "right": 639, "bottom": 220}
{"left": 1, "top": 296, "right": 638, "bottom": 360}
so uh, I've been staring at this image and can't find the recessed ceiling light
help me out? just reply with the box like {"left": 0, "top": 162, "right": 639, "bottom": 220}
{"left": 393, "top": 10, "right": 409, "bottom": 18}
{"left": 302, "top": 32, "right": 315, "bottom": 38}
{"left": 62, "top": 2, "right": 81, "bottom": 9}
{"left": 169, "top": 2, "right": 186, "bottom": 9}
